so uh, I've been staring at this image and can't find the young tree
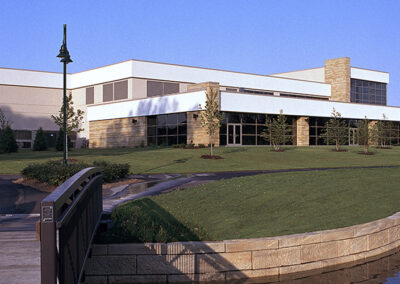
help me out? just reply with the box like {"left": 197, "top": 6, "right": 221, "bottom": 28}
{"left": 199, "top": 87, "right": 224, "bottom": 157}
{"left": 371, "top": 114, "right": 392, "bottom": 148}
{"left": 51, "top": 92, "right": 84, "bottom": 157}
{"left": 0, "top": 108, "right": 11, "bottom": 130}
{"left": 0, "top": 126, "right": 18, "bottom": 153}
{"left": 357, "top": 117, "right": 371, "bottom": 154}
{"left": 322, "top": 108, "right": 348, "bottom": 151}
{"left": 33, "top": 127, "right": 48, "bottom": 151}
{"left": 261, "top": 110, "right": 289, "bottom": 151}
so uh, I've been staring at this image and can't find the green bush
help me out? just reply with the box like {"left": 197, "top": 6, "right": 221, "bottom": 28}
{"left": 0, "top": 126, "right": 18, "bottom": 153}
{"left": 93, "top": 161, "right": 130, "bottom": 182}
{"left": 21, "top": 160, "right": 130, "bottom": 186}
{"left": 33, "top": 127, "right": 48, "bottom": 151}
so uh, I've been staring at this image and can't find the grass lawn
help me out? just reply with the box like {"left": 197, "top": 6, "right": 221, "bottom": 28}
{"left": 98, "top": 167, "right": 400, "bottom": 243}
{"left": 1, "top": 146, "right": 400, "bottom": 175}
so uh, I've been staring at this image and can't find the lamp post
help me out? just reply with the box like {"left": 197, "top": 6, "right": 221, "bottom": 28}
{"left": 57, "top": 24, "right": 72, "bottom": 166}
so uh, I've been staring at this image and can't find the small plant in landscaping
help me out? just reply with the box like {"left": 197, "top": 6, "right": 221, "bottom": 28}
{"left": 357, "top": 117, "right": 373, "bottom": 155}
{"left": 322, "top": 108, "right": 348, "bottom": 152}
{"left": 56, "top": 128, "right": 72, "bottom": 151}
{"left": 21, "top": 160, "right": 130, "bottom": 186}
{"left": 33, "top": 127, "right": 48, "bottom": 151}
{"left": 261, "top": 110, "right": 290, "bottom": 151}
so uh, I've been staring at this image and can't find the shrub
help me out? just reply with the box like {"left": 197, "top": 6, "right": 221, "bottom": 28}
{"left": 93, "top": 161, "right": 130, "bottom": 182}
{"left": 21, "top": 160, "right": 130, "bottom": 186}
{"left": 198, "top": 144, "right": 206, "bottom": 148}
{"left": 0, "top": 126, "right": 18, "bottom": 153}
{"left": 33, "top": 127, "right": 48, "bottom": 151}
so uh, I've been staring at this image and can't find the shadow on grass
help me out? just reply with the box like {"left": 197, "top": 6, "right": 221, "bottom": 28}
{"left": 90, "top": 198, "right": 251, "bottom": 282}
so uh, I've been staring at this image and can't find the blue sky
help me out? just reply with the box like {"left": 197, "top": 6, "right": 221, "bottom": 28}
{"left": 1, "top": 0, "right": 399, "bottom": 105}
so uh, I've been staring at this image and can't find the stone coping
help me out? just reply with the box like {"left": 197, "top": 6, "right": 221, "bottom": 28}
{"left": 84, "top": 212, "right": 400, "bottom": 283}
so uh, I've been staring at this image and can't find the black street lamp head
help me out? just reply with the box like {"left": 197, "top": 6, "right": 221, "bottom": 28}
{"left": 57, "top": 24, "right": 73, "bottom": 64}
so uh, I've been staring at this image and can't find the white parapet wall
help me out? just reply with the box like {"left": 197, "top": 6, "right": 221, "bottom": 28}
{"left": 220, "top": 92, "right": 400, "bottom": 121}
{"left": 88, "top": 90, "right": 207, "bottom": 121}
{"left": 351, "top": 67, "right": 389, "bottom": 83}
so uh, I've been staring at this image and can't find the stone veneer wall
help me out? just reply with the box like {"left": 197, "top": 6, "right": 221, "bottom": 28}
{"left": 187, "top": 111, "right": 219, "bottom": 147}
{"left": 89, "top": 117, "right": 146, "bottom": 148}
{"left": 186, "top": 82, "right": 220, "bottom": 147}
{"left": 325, "top": 57, "right": 351, "bottom": 102}
{"left": 84, "top": 212, "right": 400, "bottom": 283}
{"left": 296, "top": 117, "right": 309, "bottom": 146}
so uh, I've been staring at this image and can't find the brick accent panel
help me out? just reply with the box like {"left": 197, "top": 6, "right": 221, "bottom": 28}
{"left": 296, "top": 117, "right": 309, "bottom": 146}
{"left": 84, "top": 212, "right": 400, "bottom": 283}
{"left": 89, "top": 117, "right": 146, "bottom": 148}
{"left": 325, "top": 57, "right": 351, "bottom": 102}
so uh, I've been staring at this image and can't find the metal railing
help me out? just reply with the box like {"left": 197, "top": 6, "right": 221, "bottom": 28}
{"left": 40, "top": 167, "right": 103, "bottom": 284}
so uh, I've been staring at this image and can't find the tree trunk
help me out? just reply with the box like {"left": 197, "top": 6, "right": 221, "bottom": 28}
{"left": 210, "top": 134, "right": 213, "bottom": 157}
{"left": 336, "top": 139, "right": 339, "bottom": 151}
{"left": 364, "top": 144, "right": 369, "bottom": 154}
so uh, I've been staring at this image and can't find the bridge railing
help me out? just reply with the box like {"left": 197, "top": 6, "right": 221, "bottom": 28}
{"left": 40, "top": 167, "right": 103, "bottom": 284}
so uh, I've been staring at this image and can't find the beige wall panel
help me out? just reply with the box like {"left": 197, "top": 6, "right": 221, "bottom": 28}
{"left": 132, "top": 78, "right": 147, "bottom": 99}
{"left": 127, "top": 78, "right": 133, "bottom": 99}
{"left": 94, "top": 85, "right": 103, "bottom": 104}
{"left": 0, "top": 85, "right": 62, "bottom": 131}
{"left": 0, "top": 85, "right": 62, "bottom": 105}
{"left": 71, "top": 87, "right": 89, "bottom": 142}
{"left": 179, "top": 83, "right": 189, "bottom": 93}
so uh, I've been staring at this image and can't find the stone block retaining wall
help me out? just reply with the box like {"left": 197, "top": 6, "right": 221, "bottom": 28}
{"left": 84, "top": 212, "right": 400, "bottom": 283}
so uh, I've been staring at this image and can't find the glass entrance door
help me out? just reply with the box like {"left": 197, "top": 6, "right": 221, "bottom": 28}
{"left": 349, "top": 128, "right": 358, "bottom": 146}
{"left": 227, "top": 123, "right": 241, "bottom": 145}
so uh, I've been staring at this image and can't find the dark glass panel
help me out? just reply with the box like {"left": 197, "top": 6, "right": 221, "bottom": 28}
{"left": 178, "top": 113, "right": 187, "bottom": 124}
{"left": 219, "top": 134, "right": 227, "bottom": 146}
{"left": 157, "top": 136, "right": 168, "bottom": 146}
{"left": 157, "top": 126, "right": 167, "bottom": 136}
{"left": 168, "top": 136, "right": 177, "bottom": 145}
{"left": 86, "top": 87, "right": 94, "bottom": 104}
{"left": 178, "top": 135, "right": 187, "bottom": 144}
{"left": 164, "top": 82, "right": 179, "bottom": 95}
{"left": 235, "top": 125, "right": 241, "bottom": 144}
{"left": 147, "top": 126, "right": 156, "bottom": 136}
{"left": 168, "top": 125, "right": 177, "bottom": 135}
{"left": 147, "top": 136, "right": 157, "bottom": 146}
{"left": 242, "top": 124, "right": 256, "bottom": 135}
{"left": 227, "top": 113, "right": 241, "bottom": 123}
{"left": 114, "top": 80, "right": 128, "bottom": 100}
{"left": 167, "top": 114, "right": 177, "bottom": 125}
{"left": 309, "top": 136, "right": 316, "bottom": 145}
{"left": 178, "top": 124, "right": 187, "bottom": 135}
{"left": 256, "top": 114, "right": 266, "bottom": 124}
{"left": 242, "top": 113, "right": 256, "bottom": 124}
{"left": 147, "top": 81, "right": 163, "bottom": 97}
{"left": 148, "top": 116, "right": 157, "bottom": 126}
{"left": 242, "top": 135, "right": 256, "bottom": 145}
{"left": 220, "top": 124, "right": 227, "bottom": 134}
{"left": 157, "top": 115, "right": 167, "bottom": 126}
{"left": 103, "top": 83, "right": 113, "bottom": 102}
{"left": 228, "top": 125, "right": 234, "bottom": 144}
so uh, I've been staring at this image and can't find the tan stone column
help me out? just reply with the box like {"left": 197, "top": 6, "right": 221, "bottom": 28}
{"left": 296, "top": 117, "right": 309, "bottom": 146}
{"left": 186, "top": 82, "right": 220, "bottom": 146}
{"left": 325, "top": 57, "right": 351, "bottom": 102}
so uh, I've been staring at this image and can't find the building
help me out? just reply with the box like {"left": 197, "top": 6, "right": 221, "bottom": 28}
{"left": 0, "top": 57, "right": 398, "bottom": 148}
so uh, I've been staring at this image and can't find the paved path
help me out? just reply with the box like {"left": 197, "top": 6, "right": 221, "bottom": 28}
{"left": 0, "top": 230, "right": 40, "bottom": 284}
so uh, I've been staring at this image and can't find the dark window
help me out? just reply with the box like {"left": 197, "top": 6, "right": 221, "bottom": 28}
{"left": 103, "top": 83, "right": 113, "bottom": 102}
{"left": 164, "top": 82, "right": 179, "bottom": 95}
{"left": 147, "top": 113, "right": 187, "bottom": 146}
{"left": 114, "top": 80, "right": 128, "bottom": 100}
{"left": 147, "top": 81, "right": 163, "bottom": 97}
{"left": 147, "top": 81, "right": 179, "bottom": 97}
{"left": 86, "top": 87, "right": 94, "bottom": 104}
{"left": 350, "top": 78, "right": 387, "bottom": 105}
{"left": 14, "top": 130, "right": 32, "bottom": 140}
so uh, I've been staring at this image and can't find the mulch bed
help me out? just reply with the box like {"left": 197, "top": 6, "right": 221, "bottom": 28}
{"left": 270, "top": 149, "right": 285, "bottom": 152}
{"left": 200, "top": 155, "right": 224, "bottom": 159}
{"left": 331, "top": 149, "right": 348, "bottom": 152}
